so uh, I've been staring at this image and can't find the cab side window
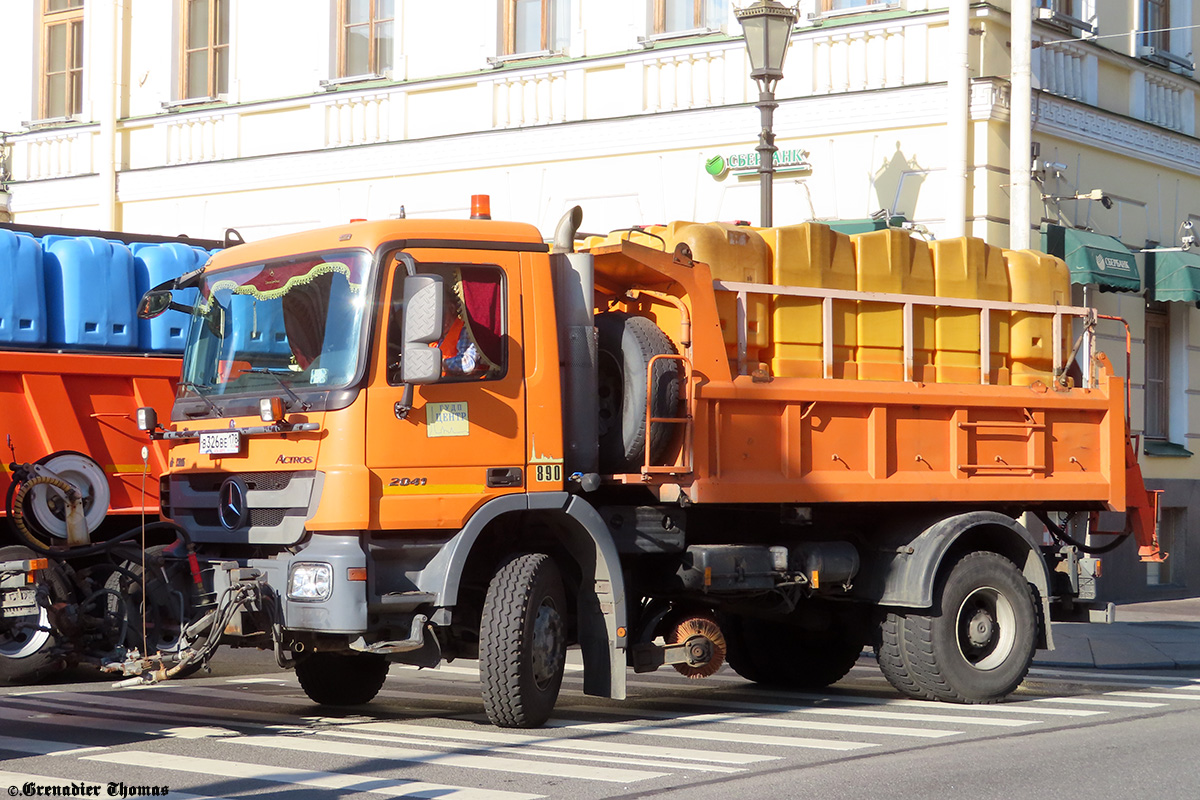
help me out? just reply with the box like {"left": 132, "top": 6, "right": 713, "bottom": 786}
{"left": 386, "top": 259, "right": 507, "bottom": 385}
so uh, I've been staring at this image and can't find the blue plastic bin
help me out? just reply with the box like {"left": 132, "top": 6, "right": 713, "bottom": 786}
{"left": 228, "top": 294, "right": 289, "bottom": 359}
{"left": 0, "top": 230, "right": 48, "bottom": 345}
{"left": 43, "top": 236, "right": 138, "bottom": 349}
{"left": 132, "top": 242, "right": 209, "bottom": 353}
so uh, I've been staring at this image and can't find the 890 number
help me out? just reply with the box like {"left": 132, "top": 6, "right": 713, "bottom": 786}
{"left": 534, "top": 464, "right": 563, "bottom": 483}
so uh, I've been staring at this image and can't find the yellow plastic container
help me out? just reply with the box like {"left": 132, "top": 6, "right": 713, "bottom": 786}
{"left": 931, "top": 237, "right": 1011, "bottom": 385}
{"left": 852, "top": 229, "right": 936, "bottom": 382}
{"left": 580, "top": 227, "right": 669, "bottom": 251}
{"left": 767, "top": 223, "right": 858, "bottom": 379}
{"left": 657, "top": 222, "right": 771, "bottom": 366}
{"left": 1004, "top": 249, "right": 1071, "bottom": 386}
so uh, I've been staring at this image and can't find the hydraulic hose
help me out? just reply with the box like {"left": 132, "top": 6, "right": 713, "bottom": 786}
{"left": 7, "top": 475, "right": 81, "bottom": 552}
{"left": 7, "top": 479, "right": 192, "bottom": 560}
{"left": 1036, "top": 511, "right": 1130, "bottom": 555}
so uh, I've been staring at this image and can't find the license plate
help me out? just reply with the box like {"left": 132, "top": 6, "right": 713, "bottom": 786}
{"left": 0, "top": 587, "right": 37, "bottom": 619}
{"left": 199, "top": 430, "right": 241, "bottom": 455}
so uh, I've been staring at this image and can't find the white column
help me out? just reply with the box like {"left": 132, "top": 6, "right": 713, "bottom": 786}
{"left": 945, "top": 0, "right": 969, "bottom": 239}
{"left": 1009, "top": 0, "right": 1033, "bottom": 250}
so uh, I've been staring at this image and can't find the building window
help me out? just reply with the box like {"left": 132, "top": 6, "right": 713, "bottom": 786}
{"left": 652, "top": 0, "right": 726, "bottom": 33}
{"left": 1144, "top": 301, "right": 1169, "bottom": 439}
{"left": 1041, "top": 0, "right": 1076, "bottom": 13}
{"left": 42, "top": 0, "right": 85, "bottom": 120}
{"left": 1143, "top": 0, "right": 1169, "bottom": 51}
{"left": 503, "top": 0, "right": 569, "bottom": 55}
{"left": 183, "top": 0, "right": 230, "bottom": 99}
{"left": 339, "top": 0, "right": 394, "bottom": 78}
{"left": 820, "top": 0, "right": 878, "bottom": 11}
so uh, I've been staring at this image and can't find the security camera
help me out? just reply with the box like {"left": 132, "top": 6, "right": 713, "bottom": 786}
{"left": 1078, "top": 188, "right": 1113, "bottom": 208}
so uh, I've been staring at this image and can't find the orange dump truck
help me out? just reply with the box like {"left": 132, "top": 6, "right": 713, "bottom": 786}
{"left": 101, "top": 208, "right": 1157, "bottom": 726}
{"left": 0, "top": 223, "right": 226, "bottom": 546}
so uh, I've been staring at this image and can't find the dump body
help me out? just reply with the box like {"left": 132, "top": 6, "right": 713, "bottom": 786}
{"left": 590, "top": 239, "right": 1128, "bottom": 513}
{"left": 0, "top": 350, "right": 178, "bottom": 524}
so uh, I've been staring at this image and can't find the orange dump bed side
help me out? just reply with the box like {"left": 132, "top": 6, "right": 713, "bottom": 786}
{"left": 592, "top": 241, "right": 1128, "bottom": 513}
{"left": 0, "top": 350, "right": 178, "bottom": 517}
{"left": 685, "top": 372, "right": 1125, "bottom": 508}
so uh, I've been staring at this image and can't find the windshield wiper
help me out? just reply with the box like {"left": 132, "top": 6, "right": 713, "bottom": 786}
{"left": 238, "top": 367, "right": 312, "bottom": 412}
{"left": 178, "top": 380, "right": 224, "bottom": 417}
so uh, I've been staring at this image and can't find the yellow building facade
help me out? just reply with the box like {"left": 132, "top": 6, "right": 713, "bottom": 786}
{"left": 1, "top": 0, "right": 1198, "bottom": 599}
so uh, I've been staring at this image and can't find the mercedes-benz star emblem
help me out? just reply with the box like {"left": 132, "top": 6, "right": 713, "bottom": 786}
{"left": 218, "top": 477, "right": 248, "bottom": 530}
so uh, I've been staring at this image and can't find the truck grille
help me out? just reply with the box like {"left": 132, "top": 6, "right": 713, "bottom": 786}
{"left": 183, "top": 471, "right": 295, "bottom": 493}
{"left": 167, "top": 470, "right": 321, "bottom": 546}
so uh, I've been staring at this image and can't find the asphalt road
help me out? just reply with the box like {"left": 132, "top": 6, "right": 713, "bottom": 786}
{"left": 1, "top": 651, "right": 1199, "bottom": 800}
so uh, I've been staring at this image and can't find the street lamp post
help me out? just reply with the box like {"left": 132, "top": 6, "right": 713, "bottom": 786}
{"left": 735, "top": 1, "right": 798, "bottom": 228}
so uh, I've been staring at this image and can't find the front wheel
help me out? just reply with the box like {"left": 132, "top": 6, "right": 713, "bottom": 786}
{"left": 875, "top": 552, "right": 1037, "bottom": 703}
{"left": 0, "top": 546, "right": 71, "bottom": 684}
{"left": 479, "top": 553, "right": 568, "bottom": 728}
{"left": 296, "top": 652, "right": 390, "bottom": 705}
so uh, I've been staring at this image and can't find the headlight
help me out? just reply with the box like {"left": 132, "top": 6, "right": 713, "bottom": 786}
{"left": 289, "top": 562, "right": 333, "bottom": 601}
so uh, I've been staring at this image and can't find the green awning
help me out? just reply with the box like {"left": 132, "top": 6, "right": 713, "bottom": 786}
{"left": 1040, "top": 223, "right": 1140, "bottom": 292}
{"left": 825, "top": 216, "right": 907, "bottom": 235}
{"left": 1148, "top": 249, "right": 1200, "bottom": 305}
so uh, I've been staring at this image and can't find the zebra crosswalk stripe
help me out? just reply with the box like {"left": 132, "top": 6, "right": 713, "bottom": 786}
{"left": 337, "top": 720, "right": 773, "bottom": 766}
{"left": 658, "top": 695, "right": 1039, "bottom": 727}
{"left": 1035, "top": 697, "right": 1165, "bottom": 709}
{"left": 226, "top": 732, "right": 669, "bottom": 782}
{"left": 84, "top": 751, "right": 543, "bottom": 800}
{"left": 1106, "top": 690, "right": 1200, "bottom": 701}
{"left": 538, "top": 718, "right": 877, "bottom": 751}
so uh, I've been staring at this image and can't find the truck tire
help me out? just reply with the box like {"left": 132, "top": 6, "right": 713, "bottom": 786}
{"left": 722, "top": 614, "right": 864, "bottom": 690}
{"left": 595, "top": 312, "right": 680, "bottom": 473}
{"left": 875, "top": 612, "right": 936, "bottom": 700}
{"left": 876, "top": 552, "right": 1037, "bottom": 703}
{"left": 0, "top": 546, "right": 71, "bottom": 684}
{"left": 105, "top": 545, "right": 204, "bottom": 677}
{"left": 479, "top": 553, "right": 567, "bottom": 728}
{"left": 296, "top": 652, "right": 390, "bottom": 705}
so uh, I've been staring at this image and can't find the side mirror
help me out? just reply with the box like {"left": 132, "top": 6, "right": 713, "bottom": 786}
{"left": 401, "top": 274, "right": 444, "bottom": 385}
{"left": 137, "top": 290, "right": 173, "bottom": 320}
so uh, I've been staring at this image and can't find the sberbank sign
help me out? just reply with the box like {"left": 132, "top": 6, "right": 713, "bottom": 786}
{"left": 1090, "top": 248, "right": 1135, "bottom": 274}
{"left": 705, "top": 148, "right": 811, "bottom": 179}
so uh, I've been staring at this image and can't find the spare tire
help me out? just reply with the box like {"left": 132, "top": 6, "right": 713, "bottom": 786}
{"left": 595, "top": 312, "right": 680, "bottom": 473}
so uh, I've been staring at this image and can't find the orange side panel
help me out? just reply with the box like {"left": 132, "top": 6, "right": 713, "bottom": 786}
{"left": 0, "top": 351, "right": 179, "bottom": 517}
{"left": 682, "top": 373, "right": 1125, "bottom": 507}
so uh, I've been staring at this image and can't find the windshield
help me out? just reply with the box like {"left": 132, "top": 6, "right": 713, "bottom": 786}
{"left": 179, "top": 250, "right": 371, "bottom": 403}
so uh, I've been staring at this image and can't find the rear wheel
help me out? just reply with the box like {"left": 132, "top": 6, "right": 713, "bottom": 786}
{"left": 875, "top": 552, "right": 1037, "bottom": 703}
{"left": 722, "top": 613, "right": 865, "bottom": 690}
{"left": 479, "top": 553, "right": 567, "bottom": 728}
{"left": 0, "top": 546, "right": 71, "bottom": 684}
{"left": 296, "top": 652, "right": 390, "bottom": 705}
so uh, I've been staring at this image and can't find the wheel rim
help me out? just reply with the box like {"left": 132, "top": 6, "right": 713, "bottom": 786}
{"left": 0, "top": 606, "right": 51, "bottom": 658}
{"left": 530, "top": 597, "right": 565, "bottom": 691}
{"left": 956, "top": 585, "right": 1016, "bottom": 671}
